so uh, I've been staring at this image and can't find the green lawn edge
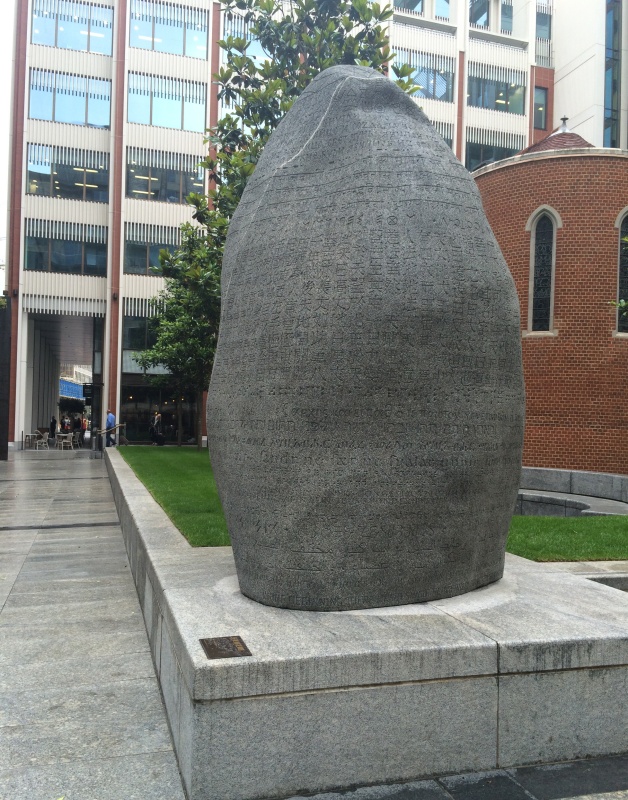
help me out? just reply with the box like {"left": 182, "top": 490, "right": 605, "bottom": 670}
{"left": 117, "top": 448, "right": 628, "bottom": 559}
{"left": 118, "top": 446, "right": 230, "bottom": 547}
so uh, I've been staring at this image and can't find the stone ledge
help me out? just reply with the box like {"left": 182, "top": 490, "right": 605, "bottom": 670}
{"left": 106, "top": 449, "right": 628, "bottom": 800}
{"left": 521, "top": 466, "right": 628, "bottom": 503}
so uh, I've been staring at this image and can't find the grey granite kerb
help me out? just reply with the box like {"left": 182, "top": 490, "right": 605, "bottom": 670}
{"left": 206, "top": 64, "right": 525, "bottom": 611}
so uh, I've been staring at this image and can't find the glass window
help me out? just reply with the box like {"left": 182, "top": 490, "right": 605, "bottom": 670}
{"left": 501, "top": 2, "right": 513, "bottom": 33}
{"left": 129, "top": 0, "right": 208, "bottom": 59}
{"left": 154, "top": 18, "right": 184, "bottom": 55}
{"left": 24, "top": 231, "right": 107, "bottom": 275}
{"left": 25, "top": 236, "right": 48, "bottom": 270}
{"left": 536, "top": 11, "right": 551, "bottom": 40}
{"left": 470, "top": 0, "right": 489, "bottom": 27}
{"left": 55, "top": 75, "right": 87, "bottom": 125}
{"left": 185, "top": 23, "right": 207, "bottom": 59}
{"left": 394, "top": 0, "right": 423, "bottom": 11}
{"left": 84, "top": 242, "right": 107, "bottom": 276}
{"left": 31, "top": 1, "right": 113, "bottom": 55}
{"left": 85, "top": 164, "right": 109, "bottom": 202}
{"left": 465, "top": 141, "right": 519, "bottom": 171}
{"left": 56, "top": 164, "right": 85, "bottom": 200}
{"left": 124, "top": 242, "right": 149, "bottom": 274}
{"left": 618, "top": 217, "right": 628, "bottom": 333}
{"left": 534, "top": 87, "right": 548, "bottom": 130}
{"left": 123, "top": 316, "right": 149, "bottom": 350}
{"left": 51, "top": 240, "right": 82, "bottom": 274}
{"left": 57, "top": 2, "right": 90, "bottom": 51}
{"left": 531, "top": 215, "right": 554, "bottom": 331}
{"left": 88, "top": 78, "right": 111, "bottom": 128}
{"left": 183, "top": 96, "right": 206, "bottom": 132}
{"left": 130, "top": 13, "right": 153, "bottom": 49}
{"left": 27, "top": 158, "right": 52, "bottom": 196}
{"left": 126, "top": 158, "right": 204, "bottom": 203}
{"left": 153, "top": 88, "right": 182, "bottom": 129}
{"left": 31, "top": 8, "right": 56, "bottom": 46}
{"left": 435, "top": 0, "right": 449, "bottom": 19}
{"left": 467, "top": 75, "right": 525, "bottom": 115}
{"left": 89, "top": 6, "right": 113, "bottom": 54}
{"left": 29, "top": 76, "right": 54, "bottom": 121}
{"left": 184, "top": 167, "right": 204, "bottom": 197}
{"left": 413, "top": 66, "right": 454, "bottom": 102}
{"left": 128, "top": 74, "right": 206, "bottom": 132}
{"left": 150, "top": 243, "right": 171, "bottom": 270}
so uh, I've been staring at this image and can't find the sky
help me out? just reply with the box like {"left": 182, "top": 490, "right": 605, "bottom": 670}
{"left": 0, "top": 0, "right": 17, "bottom": 274}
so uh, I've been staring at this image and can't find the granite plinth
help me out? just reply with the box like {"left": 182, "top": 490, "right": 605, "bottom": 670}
{"left": 207, "top": 64, "right": 525, "bottom": 610}
{"left": 107, "top": 450, "right": 628, "bottom": 800}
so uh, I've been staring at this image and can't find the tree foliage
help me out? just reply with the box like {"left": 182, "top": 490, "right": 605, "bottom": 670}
{"left": 140, "top": 0, "right": 417, "bottom": 445}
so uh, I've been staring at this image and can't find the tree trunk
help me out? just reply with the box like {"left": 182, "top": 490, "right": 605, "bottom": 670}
{"left": 177, "top": 400, "right": 183, "bottom": 447}
{"left": 196, "top": 389, "right": 204, "bottom": 451}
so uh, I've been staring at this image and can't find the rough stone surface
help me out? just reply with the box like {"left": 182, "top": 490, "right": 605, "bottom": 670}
{"left": 206, "top": 65, "right": 524, "bottom": 611}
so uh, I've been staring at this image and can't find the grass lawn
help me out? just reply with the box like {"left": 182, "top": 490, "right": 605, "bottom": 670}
{"left": 506, "top": 514, "right": 628, "bottom": 561}
{"left": 118, "top": 447, "right": 628, "bottom": 559}
{"left": 119, "top": 446, "right": 230, "bottom": 547}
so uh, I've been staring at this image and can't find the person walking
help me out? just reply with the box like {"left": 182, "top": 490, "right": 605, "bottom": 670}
{"left": 106, "top": 409, "right": 116, "bottom": 447}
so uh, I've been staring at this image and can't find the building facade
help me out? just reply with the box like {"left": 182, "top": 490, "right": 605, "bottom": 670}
{"left": 7, "top": 0, "right": 221, "bottom": 444}
{"left": 475, "top": 140, "right": 628, "bottom": 473}
{"left": 3, "top": 0, "right": 626, "bottom": 449}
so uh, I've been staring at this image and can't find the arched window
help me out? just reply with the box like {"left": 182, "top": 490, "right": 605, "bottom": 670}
{"left": 618, "top": 216, "right": 628, "bottom": 333}
{"left": 531, "top": 214, "right": 555, "bottom": 331}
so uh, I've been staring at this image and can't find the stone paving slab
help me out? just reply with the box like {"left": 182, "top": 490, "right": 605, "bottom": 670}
{"left": 0, "top": 751, "right": 186, "bottom": 800}
{"left": 0, "top": 453, "right": 185, "bottom": 800}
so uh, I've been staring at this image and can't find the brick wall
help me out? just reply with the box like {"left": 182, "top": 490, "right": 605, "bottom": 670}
{"left": 475, "top": 154, "right": 628, "bottom": 473}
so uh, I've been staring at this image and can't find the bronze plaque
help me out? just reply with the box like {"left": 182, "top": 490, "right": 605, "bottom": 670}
{"left": 200, "top": 636, "right": 252, "bottom": 659}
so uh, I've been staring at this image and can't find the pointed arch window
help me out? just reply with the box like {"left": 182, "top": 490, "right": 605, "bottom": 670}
{"left": 526, "top": 207, "right": 561, "bottom": 334}
{"left": 618, "top": 215, "right": 628, "bottom": 333}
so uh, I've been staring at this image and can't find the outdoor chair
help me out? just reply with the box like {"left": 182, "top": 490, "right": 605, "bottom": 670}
{"left": 35, "top": 432, "right": 49, "bottom": 450}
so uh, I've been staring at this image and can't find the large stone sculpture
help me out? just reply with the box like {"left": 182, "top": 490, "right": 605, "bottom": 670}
{"left": 206, "top": 65, "right": 525, "bottom": 611}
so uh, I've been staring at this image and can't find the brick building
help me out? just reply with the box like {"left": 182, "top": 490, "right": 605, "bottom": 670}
{"left": 474, "top": 129, "right": 628, "bottom": 473}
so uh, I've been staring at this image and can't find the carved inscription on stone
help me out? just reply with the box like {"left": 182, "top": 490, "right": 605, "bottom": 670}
{"left": 206, "top": 65, "right": 525, "bottom": 611}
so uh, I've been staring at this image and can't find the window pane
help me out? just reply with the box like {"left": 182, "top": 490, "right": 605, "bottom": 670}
{"left": 154, "top": 21, "right": 184, "bottom": 55}
{"left": 27, "top": 160, "right": 52, "bottom": 196}
{"left": 57, "top": 2, "right": 90, "bottom": 51}
{"left": 470, "top": 0, "right": 489, "bottom": 27}
{"left": 128, "top": 84, "right": 151, "bottom": 124}
{"left": 124, "top": 242, "right": 148, "bottom": 274}
{"left": 127, "top": 164, "right": 152, "bottom": 199}
{"left": 394, "top": 0, "right": 423, "bottom": 11}
{"left": 153, "top": 93, "right": 182, "bottom": 128}
{"left": 532, "top": 215, "right": 553, "bottom": 331}
{"left": 501, "top": 3, "right": 513, "bottom": 33}
{"left": 185, "top": 25, "right": 207, "bottom": 59}
{"left": 147, "top": 165, "right": 165, "bottom": 200}
{"left": 89, "top": 6, "right": 113, "bottom": 55}
{"left": 84, "top": 165, "right": 109, "bottom": 202}
{"left": 55, "top": 163, "right": 85, "bottom": 200}
{"left": 435, "top": 0, "right": 449, "bottom": 19}
{"left": 55, "top": 76, "right": 87, "bottom": 124}
{"left": 123, "top": 316, "right": 148, "bottom": 350}
{"left": 507, "top": 85, "right": 525, "bottom": 115}
{"left": 153, "top": 168, "right": 182, "bottom": 203}
{"left": 534, "top": 86, "right": 547, "bottom": 129}
{"left": 32, "top": 11, "right": 56, "bottom": 46}
{"left": 25, "top": 236, "right": 49, "bottom": 270}
{"left": 536, "top": 11, "right": 551, "bottom": 39}
{"left": 183, "top": 97, "right": 205, "bottom": 132}
{"left": 29, "top": 84, "right": 54, "bottom": 121}
{"left": 87, "top": 78, "right": 111, "bottom": 128}
{"left": 130, "top": 14, "right": 153, "bottom": 49}
{"left": 84, "top": 242, "right": 107, "bottom": 276}
{"left": 183, "top": 167, "right": 204, "bottom": 197}
{"left": 149, "top": 243, "right": 169, "bottom": 272}
{"left": 51, "top": 240, "right": 83, "bottom": 274}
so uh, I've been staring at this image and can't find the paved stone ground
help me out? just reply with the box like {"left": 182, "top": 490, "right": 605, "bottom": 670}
{"left": 2, "top": 451, "right": 628, "bottom": 800}
{"left": 0, "top": 451, "right": 185, "bottom": 800}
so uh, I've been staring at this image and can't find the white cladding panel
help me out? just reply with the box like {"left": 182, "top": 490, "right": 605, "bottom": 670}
{"left": 22, "top": 272, "right": 107, "bottom": 316}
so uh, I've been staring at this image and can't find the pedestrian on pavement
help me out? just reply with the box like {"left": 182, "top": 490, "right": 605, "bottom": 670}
{"left": 106, "top": 409, "right": 116, "bottom": 447}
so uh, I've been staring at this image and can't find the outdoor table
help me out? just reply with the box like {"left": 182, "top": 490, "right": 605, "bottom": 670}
{"left": 24, "top": 433, "right": 38, "bottom": 448}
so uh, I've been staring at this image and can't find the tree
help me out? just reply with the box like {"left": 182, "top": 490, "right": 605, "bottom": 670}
{"left": 140, "top": 0, "right": 417, "bottom": 446}
{"left": 135, "top": 224, "right": 221, "bottom": 448}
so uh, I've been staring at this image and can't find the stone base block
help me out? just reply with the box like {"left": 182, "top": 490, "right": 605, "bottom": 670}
{"left": 106, "top": 451, "right": 628, "bottom": 800}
